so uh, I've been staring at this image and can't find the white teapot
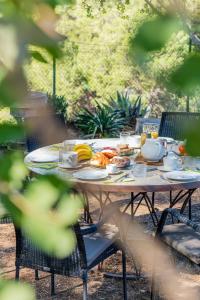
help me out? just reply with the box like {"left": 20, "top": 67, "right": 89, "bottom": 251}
{"left": 141, "top": 139, "right": 165, "bottom": 161}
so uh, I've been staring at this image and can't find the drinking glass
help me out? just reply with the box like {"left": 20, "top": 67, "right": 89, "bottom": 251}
{"left": 64, "top": 140, "right": 75, "bottom": 151}
{"left": 120, "top": 132, "right": 131, "bottom": 144}
{"left": 59, "top": 147, "right": 78, "bottom": 167}
{"left": 131, "top": 163, "right": 147, "bottom": 178}
{"left": 151, "top": 131, "right": 159, "bottom": 139}
{"left": 140, "top": 133, "right": 147, "bottom": 147}
{"left": 183, "top": 156, "right": 196, "bottom": 170}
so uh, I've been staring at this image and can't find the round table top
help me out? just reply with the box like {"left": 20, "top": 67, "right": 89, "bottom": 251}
{"left": 25, "top": 138, "right": 200, "bottom": 193}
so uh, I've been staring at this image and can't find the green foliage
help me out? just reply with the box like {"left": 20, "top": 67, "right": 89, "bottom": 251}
{"left": 48, "top": 94, "right": 68, "bottom": 122}
{"left": 169, "top": 53, "right": 200, "bottom": 95}
{"left": 0, "top": 0, "right": 82, "bottom": 299}
{"left": 0, "top": 281, "right": 35, "bottom": 300}
{"left": 110, "top": 91, "right": 147, "bottom": 124}
{"left": 76, "top": 101, "right": 125, "bottom": 138}
{"left": 27, "top": 1, "right": 199, "bottom": 115}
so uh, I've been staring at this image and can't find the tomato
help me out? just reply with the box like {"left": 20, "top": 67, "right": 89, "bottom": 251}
{"left": 179, "top": 144, "right": 187, "bottom": 155}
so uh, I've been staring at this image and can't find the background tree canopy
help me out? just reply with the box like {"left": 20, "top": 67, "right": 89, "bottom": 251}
{"left": 26, "top": 0, "right": 198, "bottom": 119}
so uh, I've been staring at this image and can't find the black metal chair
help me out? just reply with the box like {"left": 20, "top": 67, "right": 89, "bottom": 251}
{"left": 151, "top": 208, "right": 200, "bottom": 299}
{"left": 15, "top": 222, "right": 127, "bottom": 300}
{"left": 159, "top": 112, "right": 200, "bottom": 140}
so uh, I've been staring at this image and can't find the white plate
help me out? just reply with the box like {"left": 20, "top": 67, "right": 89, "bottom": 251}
{"left": 58, "top": 163, "right": 82, "bottom": 170}
{"left": 108, "top": 170, "right": 122, "bottom": 175}
{"left": 73, "top": 170, "right": 108, "bottom": 181}
{"left": 30, "top": 152, "right": 58, "bottom": 163}
{"left": 158, "top": 166, "right": 183, "bottom": 172}
{"left": 164, "top": 171, "right": 200, "bottom": 181}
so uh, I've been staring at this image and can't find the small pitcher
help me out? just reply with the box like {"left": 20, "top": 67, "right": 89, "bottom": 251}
{"left": 163, "top": 151, "right": 182, "bottom": 171}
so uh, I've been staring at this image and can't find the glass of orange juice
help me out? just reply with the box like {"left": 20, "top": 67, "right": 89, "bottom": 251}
{"left": 141, "top": 133, "right": 147, "bottom": 147}
{"left": 151, "top": 131, "right": 158, "bottom": 139}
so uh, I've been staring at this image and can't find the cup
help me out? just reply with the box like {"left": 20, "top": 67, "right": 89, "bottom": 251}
{"left": 106, "top": 164, "right": 117, "bottom": 174}
{"left": 120, "top": 132, "right": 131, "bottom": 144}
{"left": 131, "top": 163, "right": 147, "bottom": 178}
{"left": 163, "top": 155, "right": 182, "bottom": 171}
{"left": 59, "top": 151, "right": 78, "bottom": 168}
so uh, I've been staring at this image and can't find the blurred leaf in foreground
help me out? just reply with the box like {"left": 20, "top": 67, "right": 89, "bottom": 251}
{"left": 185, "top": 118, "right": 200, "bottom": 156}
{"left": 29, "top": 50, "right": 48, "bottom": 63}
{"left": 0, "top": 68, "right": 27, "bottom": 106}
{"left": 0, "top": 280, "right": 35, "bottom": 300}
{"left": 0, "top": 123, "right": 24, "bottom": 144}
{"left": 0, "top": 152, "right": 28, "bottom": 189}
{"left": 129, "top": 14, "right": 181, "bottom": 65}
{"left": 168, "top": 54, "right": 200, "bottom": 95}
{"left": 17, "top": 175, "right": 82, "bottom": 258}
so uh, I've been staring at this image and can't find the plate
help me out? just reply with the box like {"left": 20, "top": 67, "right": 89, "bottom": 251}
{"left": 58, "top": 163, "right": 83, "bottom": 170}
{"left": 30, "top": 151, "right": 59, "bottom": 163}
{"left": 164, "top": 171, "right": 200, "bottom": 181}
{"left": 158, "top": 166, "right": 183, "bottom": 172}
{"left": 73, "top": 170, "right": 108, "bottom": 181}
{"left": 108, "top": 170, "right": 122, "bottom": 175}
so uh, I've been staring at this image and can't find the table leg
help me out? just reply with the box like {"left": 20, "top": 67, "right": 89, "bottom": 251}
{"left": 169, "top": 189, "right": 196, "bottom": 219}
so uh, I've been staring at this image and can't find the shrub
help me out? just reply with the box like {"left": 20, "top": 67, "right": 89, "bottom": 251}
{"left": 76, "top": 102, "right": 125, "bottom": 138}
{"left": 110, "top": 91, "right": 148, "bottom": 126}
{"left": 47, "top": 94, "right": 68, "bottom": 123}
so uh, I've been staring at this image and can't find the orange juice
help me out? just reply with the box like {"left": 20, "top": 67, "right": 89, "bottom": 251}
{"left": 141, "top": 133, "right": 147, "bottom": 146}
{"left": 151, "top": 131, "right": 158, "bottom": 139}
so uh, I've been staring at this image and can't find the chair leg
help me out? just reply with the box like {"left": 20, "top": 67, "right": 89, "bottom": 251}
{"left": 15, "top": 266, "right": 20, "bottom": 280}
{"left": 51, "top": 273, "right": 55, "bottom": 296}
{"left": 151, "top": 274, "right": 156, "bottom": 300}
{"left": 35, "top": 269, "right": 39, "bottom": 280}
{"left": 122, "top": 251, "right": 127, "bottom": 300}
{"left": 82, "top": 270, "right": 88, "bottom": 300}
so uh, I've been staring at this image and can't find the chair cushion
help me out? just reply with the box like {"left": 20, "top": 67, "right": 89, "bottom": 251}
{"left": 84, "top": 232, "right": 117, "bottom": 268}
{"left": 161, "top": 223, "right": 200, "bottom": 264}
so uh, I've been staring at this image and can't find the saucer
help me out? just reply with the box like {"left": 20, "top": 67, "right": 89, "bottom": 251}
{"left": 108, "top": 170, "right": 122, "bottom": 175}
{"left": 158, "top": 166, "right": 183, "bottom": 172}
{"left": 58, "top": 163, "right": 82, "bottom": 170}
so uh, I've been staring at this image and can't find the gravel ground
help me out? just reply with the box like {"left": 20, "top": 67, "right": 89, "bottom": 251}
{"left": 1, "top": 190, "right": 200, "bottom": 299}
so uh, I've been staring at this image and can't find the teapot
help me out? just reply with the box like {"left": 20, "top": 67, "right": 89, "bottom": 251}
{"left": 141, "top": 139, "right": 165, "bottom": 161}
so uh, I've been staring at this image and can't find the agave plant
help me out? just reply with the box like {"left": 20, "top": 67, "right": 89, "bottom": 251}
{"left": 76, "top": 102, "right": 125, "bottom": 138}
{"left": 110, "top": 91, "right": 147, "bottom": 124}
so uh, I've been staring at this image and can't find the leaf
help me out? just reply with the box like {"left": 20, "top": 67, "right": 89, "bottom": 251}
{"left": 22, "top": 214, "right": 76, "bottom": 258}
{"left": 0, "top": 152, "right": 28, "bottom": 189}
{"left": 129, "top": 15, "right": 181, "bottom": 65}
{"left": 168, "top": 54, "right": 200, "bottom": 95}
{"left": 135, "top": 15, "right": 180, "bottom": 52}
{"left": 0, "top": 123, "right": 24, "bottom": 143}
{"left": 29, "top": 50, "right": 48, "bottom": 63}
{"left": 0, "top": 281, "right": 35, "bottom": 300}
{"left": 0, "top": 68, "right": 27, "bottom": 106}
{"left": 185, "top": 118, "right": 200, "bottom": 156}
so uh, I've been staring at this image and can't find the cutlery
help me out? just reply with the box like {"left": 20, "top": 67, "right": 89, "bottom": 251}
{"left": 113, "top": 173, "right": 128, "bottom": 183}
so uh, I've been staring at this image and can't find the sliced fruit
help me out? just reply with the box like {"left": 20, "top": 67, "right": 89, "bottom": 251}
{"left": 73, "top": 144, "right": 91, "bottom": 151}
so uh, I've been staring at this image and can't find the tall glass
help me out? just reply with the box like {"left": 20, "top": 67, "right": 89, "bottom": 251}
{"left": 140, "top": 133, "right": 147, "bottom": 147}
{"left": 120, "top": 132, "right": 131, "bottom": 144}
{"left": 63, "top": 140, "right": 75, "bottom": 151}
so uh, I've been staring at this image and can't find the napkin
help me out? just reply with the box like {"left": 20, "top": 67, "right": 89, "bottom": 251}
{"left": 27, "top": 162, "right": 58, "bottom": 169}
{"left": 48, "top": 144, "right": 62, "bottom": 151}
